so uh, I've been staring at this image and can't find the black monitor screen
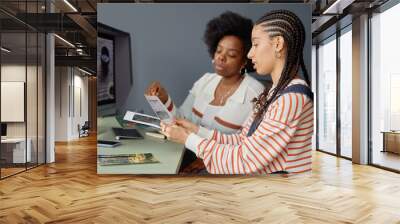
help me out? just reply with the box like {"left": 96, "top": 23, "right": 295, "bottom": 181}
{"left": 1, "top": 123, "right": 7, "bottom": 137}
{"left": 97, "top": 36, "right": 116, "bottom": 105}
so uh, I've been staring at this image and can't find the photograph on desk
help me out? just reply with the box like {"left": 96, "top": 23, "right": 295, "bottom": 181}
{"left": 97, "top": 3, "right": 313, "bottom": 175}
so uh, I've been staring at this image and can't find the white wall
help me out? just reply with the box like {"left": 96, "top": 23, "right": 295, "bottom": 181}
{"left": 55, "top": 67, "right": 89, "bottom": 141}
{"left": 71, "top": 72, "right": 89, "bottom": 139}
{"left": 1, "top": 64, "right": 46, "bottom": 164}
{"left": 1, "top": 65, "right": 26, "bottom": 138}
{"left": 55, "top": 67, "right": 69, "bottom": 141}
{"left": 1, "top": 65, "right": 42, "bottom": 137}
{"left": 1, "top": 65, "right": 26, "bottom": 81}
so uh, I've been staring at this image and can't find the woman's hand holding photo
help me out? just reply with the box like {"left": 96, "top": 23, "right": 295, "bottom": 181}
{"left": 175, "top": 118, "right": 199, "bottom": 134}
{"left": 160, "top": 121, "right": 191, "bottom": 145}
{"left": 145, "top": 81, "right": 169, "bottom": 104}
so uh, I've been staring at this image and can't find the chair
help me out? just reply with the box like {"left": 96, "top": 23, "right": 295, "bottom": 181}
{"left": 78, "top": 121, "right": 90, "bottom": 138}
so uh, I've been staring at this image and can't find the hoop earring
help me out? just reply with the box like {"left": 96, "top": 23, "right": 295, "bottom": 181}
{"left": 240, "top": 67, "right": 246, "bottom": 75}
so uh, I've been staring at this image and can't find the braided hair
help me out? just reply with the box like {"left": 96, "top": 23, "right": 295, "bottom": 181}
{"left": 253, "top": 10, "right": 310, "bottom": 119}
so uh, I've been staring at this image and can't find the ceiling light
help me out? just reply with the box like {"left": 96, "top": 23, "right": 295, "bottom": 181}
{"left": 63, "top": 0, "right": 78, "bottom": 12}
{"left": 322, "top": 0, "right": 356, "bottom": 15}
{"left": 323, "top": 0, "right": 345, "bottom": 15}
{"left": 76, "top": 49, "right": 85, "bottom": 55}
{"left": 54, "top": 34, "right": 75, "bottom": 48}
{"left": 78, "top": 67, "right": 92, "bottom": 76}
{"left": 1, "top": 47, "right": 11, "bottom": 53}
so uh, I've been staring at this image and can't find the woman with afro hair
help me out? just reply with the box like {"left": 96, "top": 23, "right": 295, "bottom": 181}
{"left": 146, "top": 11, "right": 264, "bottom": 172}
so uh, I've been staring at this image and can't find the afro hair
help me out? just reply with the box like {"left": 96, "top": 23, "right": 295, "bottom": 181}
{"left": 203, "top": 11, "right": 254, "bottom": 73}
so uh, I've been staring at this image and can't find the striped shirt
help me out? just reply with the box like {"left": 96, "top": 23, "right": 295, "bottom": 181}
{"left": 185, "top": 79, "right": 314, "bottom": 174}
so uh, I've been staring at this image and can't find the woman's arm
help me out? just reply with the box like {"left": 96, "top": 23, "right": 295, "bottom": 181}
{"left": 196, "top": 75, "right": 265, "bottom": 145}
{"left": 185, "top": 118, "right": 296, "bottom": 174}
{"left": 163, "top": 73, "right": 214, "bottom": 120}
{"left": 175, "top": 114, "right": 254, "bottom": 144}
{"left": 164, "top": 93, "right": 195, "bottom": 120}
{"left": 145, "top": 77, "right": 199, "bottom": 120}
{"left": 195, "top": 115, "right": 254, "bottom": 145}
{"left": 183, "top": 93, "right": 312, "bottom": 174}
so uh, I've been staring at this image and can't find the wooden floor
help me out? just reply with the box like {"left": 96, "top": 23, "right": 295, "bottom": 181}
{"left": 1, "top": 135, "right": 400, "bottom": 224}
{"left": 1, "top": 167, "right": 26, "bottom": 178}
{"left": 372, "top": 150, "right": 400, "bottom": 171}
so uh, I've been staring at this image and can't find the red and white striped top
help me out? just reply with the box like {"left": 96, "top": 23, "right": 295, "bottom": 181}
{"left": 185, "top": 79, "right": 314, "bottom": 174}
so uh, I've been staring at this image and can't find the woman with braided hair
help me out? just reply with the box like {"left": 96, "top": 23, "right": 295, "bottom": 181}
{"left": 161, "top": 10, "right": 314, "bottom": 175}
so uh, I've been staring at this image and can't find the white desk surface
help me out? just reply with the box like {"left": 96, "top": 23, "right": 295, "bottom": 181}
{"left": 1, "top": 138, "right": 29, "bottom": 143}
{"left": 97, "top": 116, "right": 185, "bottom": 175}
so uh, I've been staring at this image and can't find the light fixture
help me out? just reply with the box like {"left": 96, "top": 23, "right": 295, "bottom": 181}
{"left": 78, "top": 67, "right": 93, "bottom": 76}
{"left": 54, "top": 34, "right": 75, "bottom": 48}
{"left": 323, "top": 0, "right": 341, "bottom": 14}
{"left": 76, "top": 48, "right": 86, "bottom": 55}
{"left": 63, "top": 0, "right": 78, "bottom": 12}
{"left": 1, "top": 47, "right": 11, "bottom": 53}
{"left": 322, "top": 0, "right": 354, "bottom": 15}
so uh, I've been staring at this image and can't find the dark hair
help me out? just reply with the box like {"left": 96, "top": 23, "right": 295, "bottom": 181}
{"left": 253, "top": 10, "right": 310, "bottom": 119}
{"left": 101, "top": 47, "right": 109, "bottom": 59}
{"left": 203, "top": 11, "right": 254, "bottom": 73}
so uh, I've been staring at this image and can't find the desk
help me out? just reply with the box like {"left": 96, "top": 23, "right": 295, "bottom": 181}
{"left": 381, "top": 131, "right": 400, "bottom": 154}
{"left": 1, "top": 138, "right": 32, "bottom": 163}
{"left": 97, "top": 116, "right": 185, "bottom": 174}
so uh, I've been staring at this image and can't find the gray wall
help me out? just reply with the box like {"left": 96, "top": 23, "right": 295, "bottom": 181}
{"left": 98, "top": 3, "right": 312, "bottom": 115}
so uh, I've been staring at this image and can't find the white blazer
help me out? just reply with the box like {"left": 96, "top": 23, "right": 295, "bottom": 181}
{"left": 165, "top": 72, "right": 264, "bottom": 134}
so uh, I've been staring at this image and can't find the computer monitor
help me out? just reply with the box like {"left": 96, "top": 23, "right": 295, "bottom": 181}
{"left": 97, "top": 23, "right": 133, "bottom": 117}
{"left": 1, "top": 123, "right": 7, "bottom": 138}
{"left": 97, "top": 34, "right": 116, "bottom": 107}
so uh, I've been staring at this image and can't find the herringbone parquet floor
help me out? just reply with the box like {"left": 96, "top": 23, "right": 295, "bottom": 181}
{"left": 1, "top": 135, "right": 400, "bottom": 224}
